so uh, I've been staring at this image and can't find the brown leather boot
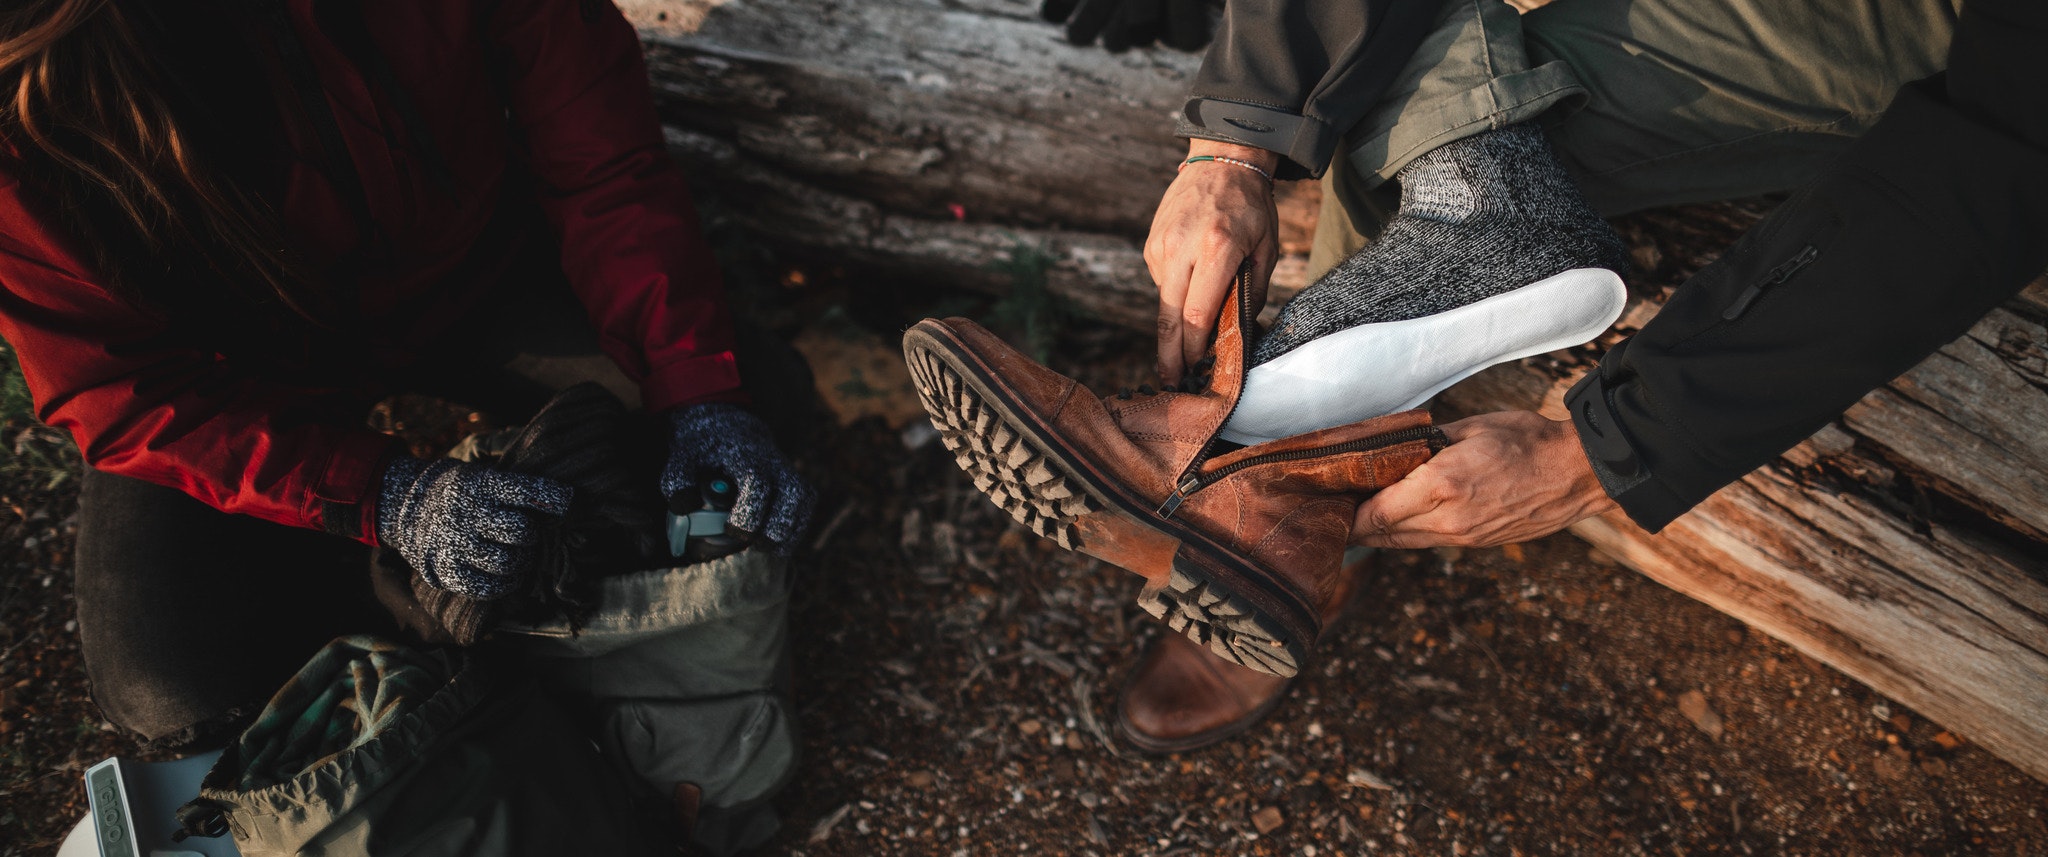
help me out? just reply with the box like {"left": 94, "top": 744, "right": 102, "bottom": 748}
{"left": 1116, "top": 549, "right": 1368, "bottom": 753}
{"left": 902, "top": 261, "right": 1441, "bottom": 677}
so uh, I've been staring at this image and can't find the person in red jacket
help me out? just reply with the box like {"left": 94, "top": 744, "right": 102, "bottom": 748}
{"left": 0, "top": 0, "right": 812, "bottom": 750}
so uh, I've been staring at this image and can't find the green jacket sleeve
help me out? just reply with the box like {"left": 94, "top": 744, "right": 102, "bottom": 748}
{"left": 1565, "top": 0, "right": 2048, "bottom": 532}
{"left": 1175, "top": 0, "right": 1445, "bottom": 179}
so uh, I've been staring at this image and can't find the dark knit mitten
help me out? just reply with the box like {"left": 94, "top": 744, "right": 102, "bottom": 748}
{"left": 367, "top": 544, "right": 489, "bottom": 646}
{"left": 1255, "top": 124, "right": 1626, "bottom": 364}
{"left": 410, "top": 579, "right": 493, "bottom": 647}
{"left": 495, "top": 383, "right": 669, "bottom": 614}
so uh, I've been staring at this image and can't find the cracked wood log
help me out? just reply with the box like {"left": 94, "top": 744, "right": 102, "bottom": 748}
{"left": 626, "top": 0, "right": 2048, "bottom": 781}
{"left": 1434, "top": 280, "right": 2048, "bottom": 783}
{"left": 628, "top": 0, "right": 1315, "bottom": 332}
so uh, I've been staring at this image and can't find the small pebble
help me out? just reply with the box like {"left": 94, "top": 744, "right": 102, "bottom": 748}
{"left": 1678, "top": 689, "right": 1725, "bottom": 740}
{"left": 1346, "top": 769, "right": 1393, "bottom": 790}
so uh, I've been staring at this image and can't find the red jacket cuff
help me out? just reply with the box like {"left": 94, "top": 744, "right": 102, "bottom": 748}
{"left": 641, "top": 350, "right": 747, "bottom": 412}
{"left": 308, "top": 431, "right": 404, "bottom": 546}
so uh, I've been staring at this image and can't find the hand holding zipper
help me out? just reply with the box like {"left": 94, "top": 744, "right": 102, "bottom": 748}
{"left": 1352, "top": 411, "right": 1616, "bottom": 549}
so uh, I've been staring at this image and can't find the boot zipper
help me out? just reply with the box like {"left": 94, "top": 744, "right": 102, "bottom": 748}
{"left": 1156, "top": 425, "right": 1446, "bottom": 517}
{"left": 1162, "top": 257, "right": 1259, "bottom": 516}
{"left": 1722, "top": 244, "right": 1818, "bottom": 320}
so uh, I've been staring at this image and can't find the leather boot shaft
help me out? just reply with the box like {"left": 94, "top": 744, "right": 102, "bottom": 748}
{"left": 904, "top": 258, "right": 1440, "bottom": 677}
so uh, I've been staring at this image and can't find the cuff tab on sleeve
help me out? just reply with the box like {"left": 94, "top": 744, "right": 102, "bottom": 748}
{"left": 1566, "top": 371, "right": 1642, "bottom": 480}
{"left": 1181, "top": 97, "right": 1336, "bottom": 178}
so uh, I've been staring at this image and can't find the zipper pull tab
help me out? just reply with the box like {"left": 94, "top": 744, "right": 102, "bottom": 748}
{"left": 1156, "top": 474, "right": 1203, "bottom": 518}
{"left": 1723, "top": 244, "right": 1819, "bottom": 320}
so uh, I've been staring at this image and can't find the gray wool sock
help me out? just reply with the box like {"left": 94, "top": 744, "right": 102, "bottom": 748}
{"left": 1254, "top": 124, "right": 1626, "bottom": 364}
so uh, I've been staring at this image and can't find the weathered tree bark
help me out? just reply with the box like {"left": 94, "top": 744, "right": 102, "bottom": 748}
{"left": 629, "top": 0, "right": 1192, "bottom": 233}
{"left": 630, "top": 0, "right": 1318, "bottom": 331}
{"left": 1431, "top": 288, "right": 2048, "bottom": 784}
{"left": 630, "top": 0, "right": 2048, "bottom": 782}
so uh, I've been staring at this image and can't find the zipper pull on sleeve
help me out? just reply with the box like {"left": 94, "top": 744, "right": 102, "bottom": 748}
{"left": 1723, "top": 245, "right": 1819, "bottom": 320}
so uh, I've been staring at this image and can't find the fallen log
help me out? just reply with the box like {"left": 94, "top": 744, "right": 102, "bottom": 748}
{"left": 1433, "top": 295, "right": 2048, "bottom": 783}
{"left": 629, "top": 0, "right": 2048, "bottom": 782}
{"left": 630, "top": 0, "right": 1319, "bottom": 330}
{"left": 628, "top": 0, "right": 1193, "bottom": 234}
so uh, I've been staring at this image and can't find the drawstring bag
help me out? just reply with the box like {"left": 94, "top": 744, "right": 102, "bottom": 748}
{"left": 375, "top": 383, "right": 801, "bottom": 855}
{"left": 174, "top": 636, "right": 670, "bottom": 856}
{"left": 495, "top": 547, "right": 797, "bottom": 856}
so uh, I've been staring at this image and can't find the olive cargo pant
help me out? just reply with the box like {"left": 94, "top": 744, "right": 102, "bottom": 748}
{"left": 1310, "top": 0, "right": 1963, "bottom": 274}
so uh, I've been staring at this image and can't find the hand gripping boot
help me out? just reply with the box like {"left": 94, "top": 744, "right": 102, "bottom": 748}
{"left": 902, "top": 261, "right": 1443, "bottom": 677}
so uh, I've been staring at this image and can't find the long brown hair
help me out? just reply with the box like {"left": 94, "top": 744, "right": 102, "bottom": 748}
{"left": 0, "top": 0, "right": 324, "bottom": 320}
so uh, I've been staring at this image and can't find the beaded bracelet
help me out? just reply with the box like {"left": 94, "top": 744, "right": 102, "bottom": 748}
{"left": 1179, "top": 154, "right": 1275, "bottom": 183}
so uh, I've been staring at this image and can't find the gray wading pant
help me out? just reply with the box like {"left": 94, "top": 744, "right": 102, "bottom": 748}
{"left": 1308, "top": 0, "right": 1964, "bottom": 275}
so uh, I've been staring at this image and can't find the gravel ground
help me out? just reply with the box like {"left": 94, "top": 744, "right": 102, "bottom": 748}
{"left": 5, "top": 202, "right": 2048, "bottom": 855}
{"left": 0, "top": 425, "right": 144, "bottom": 854}
{"left": 758, "top": 312, "right": 2048, "bottom": 857}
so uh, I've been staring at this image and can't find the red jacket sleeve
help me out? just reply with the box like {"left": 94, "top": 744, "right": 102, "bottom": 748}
{"left": 0, "top": 176, "right": 399, "bottom": 541}
{"left": 489, "top": 0, "right": 744, "bottom": 412}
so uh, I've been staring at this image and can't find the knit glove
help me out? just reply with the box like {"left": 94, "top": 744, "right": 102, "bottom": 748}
{"left": 376, "top": 456, "right": 574, "bottom": 600}
{"left": 1041, "top": 0, "right": 1215, "bottom": 53}
{"left": 661, "top": 403, "right": 815, "bottom": 548}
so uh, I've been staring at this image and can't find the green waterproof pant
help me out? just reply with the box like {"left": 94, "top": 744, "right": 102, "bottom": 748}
{"left": 1309, "top": 0, "right": 1964, "bottom": 275}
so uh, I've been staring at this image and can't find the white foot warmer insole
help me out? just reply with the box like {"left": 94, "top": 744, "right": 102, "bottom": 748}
{"left": 1219, "top": 268, "right": 1627, "bottom": 445}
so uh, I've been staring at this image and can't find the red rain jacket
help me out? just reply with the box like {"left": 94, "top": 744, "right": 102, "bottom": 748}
{"left": 0, "top": 0, "right": 739, "bottom": 542}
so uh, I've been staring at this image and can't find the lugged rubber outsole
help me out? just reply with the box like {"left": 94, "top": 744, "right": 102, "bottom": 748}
{"left": 905, "top": 330, "right": 1307, "bottom": 678}
{"left": 906, "top": 346, "right": 1099, "bottom": 548}
{"left": 1136, "top": 564, "right": 1300, "bottom": 677}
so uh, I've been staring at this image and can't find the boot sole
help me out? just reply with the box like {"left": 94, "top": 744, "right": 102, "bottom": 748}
{"left": 904, "top": 323, "right": 1309, "bottom": 678}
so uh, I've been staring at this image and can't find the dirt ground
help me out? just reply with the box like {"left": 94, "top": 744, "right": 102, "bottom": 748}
{"left": 757, "top": 296, "right": 2048, "bottom": 857}
{"left": 5, "top": 202, "right": 2048, "bottom": 855}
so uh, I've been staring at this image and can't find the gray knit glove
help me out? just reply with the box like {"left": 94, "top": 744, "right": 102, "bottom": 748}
{"left": 376, "top": 456, "right": 574, "bottom": 600}
{"left": 661, "top": 403, "right": 815, "bottom": 548}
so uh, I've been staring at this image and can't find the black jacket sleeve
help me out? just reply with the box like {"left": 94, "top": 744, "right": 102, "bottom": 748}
{"left": 1565, "top": 0, "right": 2048, "bottom": 532}
{"left": 1175, "top": 0, "right": 1445, "bottom": 180}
